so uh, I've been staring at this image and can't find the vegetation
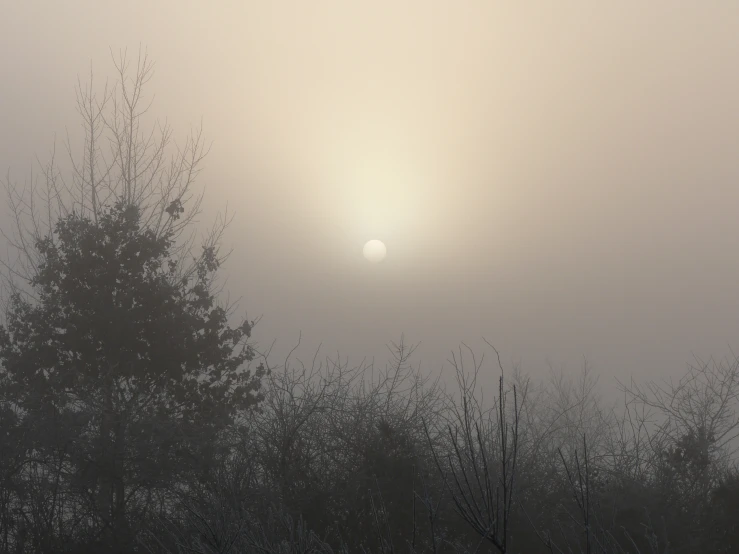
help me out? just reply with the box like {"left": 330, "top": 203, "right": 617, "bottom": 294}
{"left": 1, "top": 51, "right": 737, "bottom": 553}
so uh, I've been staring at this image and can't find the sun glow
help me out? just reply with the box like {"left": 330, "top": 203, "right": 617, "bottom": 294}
{"left": 363, "top": 239, "right": 387, "bottom": 263}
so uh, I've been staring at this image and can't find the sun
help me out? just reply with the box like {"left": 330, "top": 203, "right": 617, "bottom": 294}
{"left": 363, "top": 240, "right": 387, "bottom": 263}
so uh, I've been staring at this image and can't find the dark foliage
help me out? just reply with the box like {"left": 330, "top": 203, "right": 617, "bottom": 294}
{"left": 0, "top": 202, "right": 264, "bottom": 552}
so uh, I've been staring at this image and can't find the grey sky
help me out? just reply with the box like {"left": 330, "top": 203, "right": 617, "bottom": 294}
{"left": 3, "top": 2, "right": 739, "bottom": 389}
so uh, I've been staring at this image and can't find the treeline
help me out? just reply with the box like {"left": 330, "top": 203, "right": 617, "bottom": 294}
{"left": 1, "top": 51, "right": 738, "bottom": 553}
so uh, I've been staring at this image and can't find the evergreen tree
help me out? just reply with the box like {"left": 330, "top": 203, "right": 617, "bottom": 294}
{"left": 0, "top": 49, "right": 265, "bottom": 552}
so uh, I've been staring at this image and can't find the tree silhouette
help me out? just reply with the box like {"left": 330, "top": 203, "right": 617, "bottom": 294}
{"left": 0, "top": 200, "right": 264, "bottom": 550}
{"left": 0, "top": 48, "right": 266, "bottom": 552}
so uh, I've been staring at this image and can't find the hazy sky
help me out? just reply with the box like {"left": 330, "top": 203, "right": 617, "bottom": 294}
{"left": 3, "top": 2, "right": 739, "bottom": 389}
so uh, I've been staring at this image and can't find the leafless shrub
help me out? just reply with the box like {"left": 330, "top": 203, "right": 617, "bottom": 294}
{"left": 423, "top": 342, "right": 522, "bottom": 553}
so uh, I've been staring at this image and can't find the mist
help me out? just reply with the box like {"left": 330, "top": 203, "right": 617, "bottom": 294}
{"left": 3, "top": 3, "right": 739, "bottom": 392}
{"left": 3, "top": 3, "right": 739, "bottom": 552}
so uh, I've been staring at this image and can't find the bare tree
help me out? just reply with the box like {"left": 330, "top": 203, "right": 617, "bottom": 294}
{"left": 1, "top": 46, "right": 227, "bottom": 306}
{"left": 424, "top": 342, "right": 522, "bottom": 553}
{"left": 618, "top": 355, "right": 739, "bottom": 510}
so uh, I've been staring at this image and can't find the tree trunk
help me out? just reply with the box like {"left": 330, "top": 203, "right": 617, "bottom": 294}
{"left": 112, "top": 417, "right": 130, "bottom": 548}
{"left": 97, "top": 372, "right": 113, "bottom": 529}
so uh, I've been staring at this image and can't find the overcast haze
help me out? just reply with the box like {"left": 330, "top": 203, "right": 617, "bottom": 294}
{"left": 3, "top": 2, "right": 739, "bottom": 388}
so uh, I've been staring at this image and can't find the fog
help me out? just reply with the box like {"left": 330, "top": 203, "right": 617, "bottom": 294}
{"left": 3, "top": 1, "right": 739, "bottom": 393}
